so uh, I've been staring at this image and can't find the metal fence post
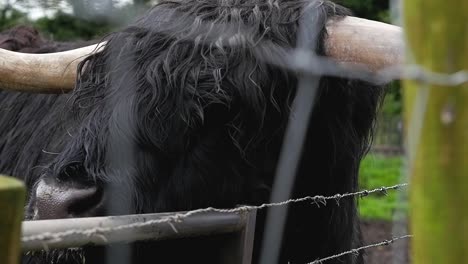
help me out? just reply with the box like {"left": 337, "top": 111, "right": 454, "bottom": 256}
{"left": 0, "top": 175, "right": 26, "bottom": 264}
{"left": 221, "top": 209, "right": 257, "bottom": 264}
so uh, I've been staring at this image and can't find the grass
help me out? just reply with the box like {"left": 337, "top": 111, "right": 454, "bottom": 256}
{"left": 358, "top": 154, "right": 407, "bottom": 221}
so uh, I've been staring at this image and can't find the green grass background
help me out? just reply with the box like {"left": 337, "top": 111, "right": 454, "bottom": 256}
{"left": 358, "top": 154, "right": 407, "bottom": 220}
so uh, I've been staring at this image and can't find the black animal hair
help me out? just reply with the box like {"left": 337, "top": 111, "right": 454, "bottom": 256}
{"left": 0, "top": 1, "right": 384, "bottom": 263}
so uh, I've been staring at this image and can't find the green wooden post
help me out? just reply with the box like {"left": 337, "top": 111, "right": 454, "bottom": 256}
{"left": 0, "top": 175, "right": 25, "bottom": 264}
{"left": 403, "top": 0, "right": 468, "bottom": 263}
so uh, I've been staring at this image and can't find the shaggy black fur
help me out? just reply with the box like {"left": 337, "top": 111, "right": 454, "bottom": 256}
{"left": 0, "top": 1, "right": 384, "bottom": 263}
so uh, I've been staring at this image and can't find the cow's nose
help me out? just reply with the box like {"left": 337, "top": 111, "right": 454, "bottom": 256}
{"left": 34, "top": 180, "right": 103, "bottom": 219}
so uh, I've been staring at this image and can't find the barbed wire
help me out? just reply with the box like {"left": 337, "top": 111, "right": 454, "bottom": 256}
{"left": 22, "top": 183, "right": 408, "bottom": 245}
{"left": 307, "top": 234, "right": 413, "bottom": 264}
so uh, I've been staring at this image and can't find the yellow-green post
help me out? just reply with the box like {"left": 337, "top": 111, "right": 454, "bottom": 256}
{"left": 403, "top": 0, "right": 468, "bottom": 263}
{"left": 0, "top": 175, "right": 25, "bottom": 264}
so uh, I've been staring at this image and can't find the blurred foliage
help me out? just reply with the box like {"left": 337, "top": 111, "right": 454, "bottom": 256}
{"left": 0, "top": 7, "right": 29, "bottom": 30}
{"left": 338, "top": 0, "right": 391, "bottom": 22}
{"left": 0, "top": 7, "right": 112, "bottom": 40}
{"left": 359, "top": 154, "right": 407, "bottom": 220}
{"left": 0, "top": 0, "right": 152, "bottom": 40}
{"left": 381, "top": 81, "right": 402, "bottom": 115}
{"left": 35, "top": 12, "right": 112, "bottom": 41}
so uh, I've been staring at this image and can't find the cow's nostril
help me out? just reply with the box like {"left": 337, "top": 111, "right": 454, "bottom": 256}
{"left": 67, "top": 186, "right": 103, "bottom": 216}
{"left": 34, "top": 180, "right": 103, "bottom": 219}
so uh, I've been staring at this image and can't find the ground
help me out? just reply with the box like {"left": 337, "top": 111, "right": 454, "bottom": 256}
{"left": 361, "top": 219, "right": 410, "bottom": 264}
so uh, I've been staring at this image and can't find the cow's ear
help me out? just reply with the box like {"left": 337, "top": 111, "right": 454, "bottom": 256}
{"left": 0, "top": 26, "right": 43, "bottom": 51}
{"left": 0, "top": 37, "right": 15, "bottom": 50}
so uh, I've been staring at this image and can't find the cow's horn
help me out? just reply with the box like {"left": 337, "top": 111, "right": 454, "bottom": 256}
{"left": 325, "top": 16, "right": 403, "bottom": 72}
{"left": 0, "top": 17, "right": 402, "bottom": 93}
{"left": 0, "top": 44, "right": 104, "bottom": 93}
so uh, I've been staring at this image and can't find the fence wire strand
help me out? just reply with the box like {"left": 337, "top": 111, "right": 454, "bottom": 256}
{"left": 264, "top": 48, "right": 468, "bottom": 87}
{"left": 307, "top": 235, "right": 413, "bottom": 264}
{"left": 22, "top": 183, "right": 408, "bottom": 246}
{"left": 399, "top": 67, "right": 468, "bottom": 86}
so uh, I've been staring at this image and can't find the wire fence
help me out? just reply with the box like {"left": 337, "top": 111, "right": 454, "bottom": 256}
{"left": 22, "top": 183, "right": 408, "bottom": 246}
{"left": 3, "top": 0, "right": 467, "bottom": 263}
{"left": 22, "top": 183, "right": 411, "bottom": 263}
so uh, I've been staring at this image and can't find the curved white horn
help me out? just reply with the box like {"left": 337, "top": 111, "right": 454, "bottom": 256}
{"left": 325, "top": 16, "right": 403, "bottom": 71}
{"left": 0, "top": 44, "right": 103, "bottom": 93}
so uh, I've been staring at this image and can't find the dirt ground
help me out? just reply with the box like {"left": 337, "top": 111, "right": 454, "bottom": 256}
{"left": 360, "top": 220, "right": 410, "bottom": 264}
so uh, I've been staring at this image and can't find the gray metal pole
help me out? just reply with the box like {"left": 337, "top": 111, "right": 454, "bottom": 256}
{"left": 258, "top": 4, "right": 322, "bottom": 264}
{"left": 22, "top": 210, "right": 252, "bottom": 251}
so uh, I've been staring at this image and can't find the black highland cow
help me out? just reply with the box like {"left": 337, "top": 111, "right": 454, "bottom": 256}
{"left": 0, "top": 1, "right": 386, "bottom": 263}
